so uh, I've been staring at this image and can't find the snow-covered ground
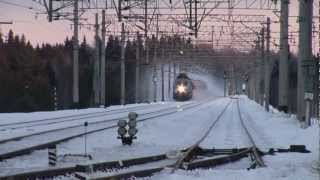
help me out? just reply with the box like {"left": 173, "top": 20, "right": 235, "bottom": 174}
{"left": 0, "top": 96, "right": 317, "bottom": 179}
{"left": 145, "top": 96, "right": 320, "bottom": 180}
{"left": 0, "top": 71, "right": 318, "bottom": 180}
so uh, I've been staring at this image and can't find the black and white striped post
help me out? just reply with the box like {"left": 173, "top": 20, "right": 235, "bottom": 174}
{"left": 48, "top": 144, "right": 57, "bottom": 166}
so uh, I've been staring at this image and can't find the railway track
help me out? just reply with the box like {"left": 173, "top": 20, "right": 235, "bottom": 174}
{"left": 170, "top": 99, "right": 233, "bottom": 172}
{"left": 83, "top": 98, "right": 266, "bottom": 179}
{"left": 236, "top": 99, "right": 266, "bottom": 167}
{"left": 0, "top": 103, "right": 169, "bottom": 131}
{"left": 0, "top": 102, "right": 191, "bottom": 144}
{"left": 0, "top": 97, "right": 267, "bottom": 180}
{"left": 180, "top": 98, "right": 266, "bottom": 169}
{"left": 0, "top": 99, "right": 213, "bottom": 161}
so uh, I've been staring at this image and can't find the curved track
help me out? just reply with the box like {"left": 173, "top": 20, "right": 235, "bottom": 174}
{"left": 0, "top": 97, "right": 267, "bottom": 179}
{"left": 0, "top": 103, "right": 166, "bottom": 131}
{"left": 0, "top": 99, "right": 214, "bottom": 160}
{"left": 236, "top": 99, "right": 266, "bottom": 167}
{"left": 171, "top": 99, "right": 233, "bottom": 171}
{"left": 0, "top": 102, "right": 192, "bottom": 144}
{"left": 170, "top": 98, "right": 265, "bottom": 173}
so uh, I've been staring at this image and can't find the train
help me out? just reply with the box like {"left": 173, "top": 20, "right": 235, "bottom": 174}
{"left": 173, "top": 73, "right": 193, "bottom": 101}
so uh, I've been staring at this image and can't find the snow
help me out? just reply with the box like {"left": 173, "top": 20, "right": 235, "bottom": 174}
{"left": 188, "top": 72, "right": 224, "bottom": 101}
{"left": 0, "top": 103, "right": 151, "bottom": 125}
{"left": 147, "top": 64, "right": 223, "bottom": 102}
{"left": 0, "top": 74, "right": 319, "bottom": 180}
{"left": 0, "top": 102, "right": 187, "bottom": 141}
{"left": 143, "top": 96, "right": 320, "bottom": 180}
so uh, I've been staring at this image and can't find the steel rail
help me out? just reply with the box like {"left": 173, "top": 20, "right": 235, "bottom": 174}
{"left": 61, "top": 98, "right": 266, "bottom": 180}
{"left": 236, "top": 99, "right": 266, "bottom": 167}
{"left": 0, "top": 103, "right": 162, "bottom": 130}
{"left": 0, "top": 153, "right": 168, "bottom": 179}
{"left": 0, "top": 102, "right": 191, "bottom": 144}
{"left": 170, "top": 99, "right": 232, "bottom": 172}
{"left": 0, "top": 99, "right": 215, "bottom": 161}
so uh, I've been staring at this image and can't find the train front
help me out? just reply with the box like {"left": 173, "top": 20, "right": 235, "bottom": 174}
{"left": 173, "top": 73, "right": 193, "bottom": 101}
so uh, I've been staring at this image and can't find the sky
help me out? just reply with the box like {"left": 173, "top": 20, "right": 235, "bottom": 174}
{"left": 0, "top": 1, "right": 81, "bottom": 45}
{"left": 0, "top": 0, "right": 317, "bottom": 54}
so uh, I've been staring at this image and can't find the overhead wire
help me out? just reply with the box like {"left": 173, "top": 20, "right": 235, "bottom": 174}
{"left": 0, "top": 0, "right": 43, "bottom": 12}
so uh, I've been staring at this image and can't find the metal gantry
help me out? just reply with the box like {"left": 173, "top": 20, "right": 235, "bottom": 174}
{"left": 29, "top": 0, "right": 318, "bottom": 126}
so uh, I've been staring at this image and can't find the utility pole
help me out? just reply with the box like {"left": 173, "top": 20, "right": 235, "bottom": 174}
{"left": 153, "top": 64, "right": 157, "bottom": 102}
{"left": 144, "top": 0, "right": 149, "bottom": 64}
{"left": 231, "top": 65, "right": 235, "bottom": 95}
{"left": 73, "top": 0, "right": 79, "bottom": 107}
{"left": 264, "top": 17, "right": 271, "bottom": 112}
{"left": 194, "top": 0, "right": 198, "bottom": 38}
{"left": 153, "top": 39, "right": 158, "bottom": 103}
{"left": 161, "top": 63, "right": 165, "bottom": 101}
{"left": 298, "top": 0, "right": 314, "bottom": 126}
{"left": 153, "top": 13, "right": 159, "bottom": 102}
{"left": 189, "top": 0, "right": 192, "bottom": 33}
{"left": 318, "top": 0, "right": 320, "bottom": 120}
{"left": 260, "top": 28, "right": 265, "bottom": 106}
{"left": 168, "top": 63, "right": 171, "bottom": 98}
{"left": 173, "top": 63, "right": 176, "bottom": 80}
{"left": 120, "top": 23, "right": 126, "bottom": 105}
{"left": 255, "top": 36, "right": 261, "bottom": 103}
{"left": 278, "top": 0, "right": 289, "bottom": 112}
{"left": 100, "top": 10, "right": 106, "bottom": 107}
{"left": 93, "top": 13, "right": 100, "bottom": 106}
{"left": 135, "top": 32, "right": 141, "bottom": 103}
{"left": 224, "top": 71, "right": 227, "bottom": 97}
{"left": 211, "top": 26, "right": 214, "bottom": 49}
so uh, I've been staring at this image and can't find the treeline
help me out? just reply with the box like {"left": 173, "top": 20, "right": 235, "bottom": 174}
{"left": 1, "top": 30, "right": 315, "bottom": 114}
{"left": 0, "top": 30, "right": 192, "bottom": 112}
{"left": 0, "top": 30, "right": 53, "bottom": 112}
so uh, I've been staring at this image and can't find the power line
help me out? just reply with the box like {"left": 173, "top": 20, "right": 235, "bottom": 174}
{"left": 0, "top": 0, "right": 42, "bottom": 11}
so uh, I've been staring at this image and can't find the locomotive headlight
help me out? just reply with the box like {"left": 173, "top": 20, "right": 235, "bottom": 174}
{"left": 177, "top": 84, "right": 186, "bottom": 93}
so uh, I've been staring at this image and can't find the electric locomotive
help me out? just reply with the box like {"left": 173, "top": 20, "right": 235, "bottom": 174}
{"left": 173, "top": 73, "right": 193, "bottom": 101}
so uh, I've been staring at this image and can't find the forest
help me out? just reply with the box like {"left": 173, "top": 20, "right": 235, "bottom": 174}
{"left": 0, "top": 30, "right": 317, "bottom": 114}
{"left": 0, "top": 30, "right": 194, "bottom": 112}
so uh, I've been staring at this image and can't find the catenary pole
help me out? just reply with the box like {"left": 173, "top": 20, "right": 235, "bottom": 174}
{"left": 264, "top": 17, "right": 271, "bottom": 112}
{"left": 298, "top": 0, "right": 314, "bottom": 126}
{"left": 278, "top": 0, "right": 289, "bottom": 112}
{"left": 161, "top": 63, "right": 165, "bottom": 101}
{"left": 73, "top": 0, "right": 79, "bottom": 107}
{"left": 100, "top": 10, "right": 106, "bottom": 106}
{"left": 120, "top": 23, "right": 126, "bottom": 105}
{"left": 135, "top": 32, "right": 141, "bottom": 103}
{"left": 94, "top": 13, "right": 100, "bottom": 106}
{"left": 255, "top": 35, "right": 261, "bottom": 103}
{"left": 260, "top": 27, "right": 265, "bottom": 106}
{"left": 168, "top": 62, "right": 171, "bottom": 98}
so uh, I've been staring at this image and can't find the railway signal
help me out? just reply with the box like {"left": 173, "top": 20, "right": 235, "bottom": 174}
{"left": 117, "top": 112, "right": 138, "bottom": 145}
